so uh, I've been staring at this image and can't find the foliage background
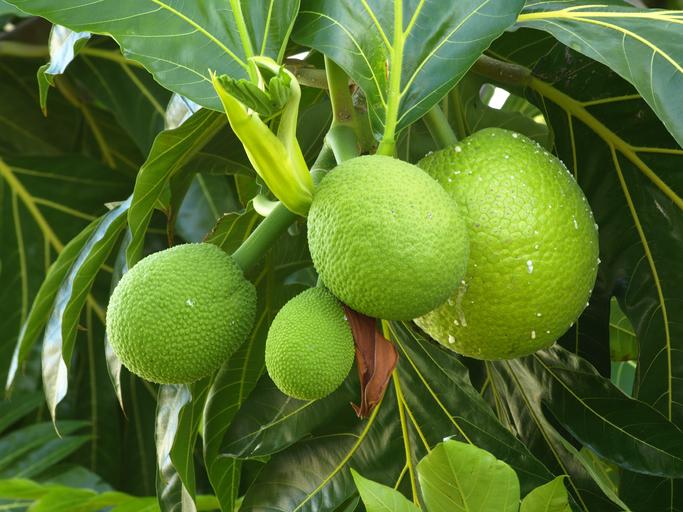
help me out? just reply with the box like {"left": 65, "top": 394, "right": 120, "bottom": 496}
{"left": 0, "top": 0, "right": 681, "bottom": 510}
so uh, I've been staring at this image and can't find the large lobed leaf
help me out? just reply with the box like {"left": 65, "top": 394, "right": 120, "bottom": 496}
{"left": 294, "top": 0, "right": 525, "bottom": 139}
{"left": 7, "top": 0, "right": 300, "bottom": 110}
{"left": 518, "top": 1, "right": 683, "bottom": 149}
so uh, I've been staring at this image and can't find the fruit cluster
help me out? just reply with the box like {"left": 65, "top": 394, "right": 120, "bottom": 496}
{"left": 106, "top": 128, "right": 599, "bottom": 401}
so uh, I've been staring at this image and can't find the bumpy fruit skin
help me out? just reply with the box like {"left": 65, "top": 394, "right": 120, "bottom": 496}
{"left": 307, "top": 155, "right": 469, "bottom": 320}
{"left": 265, "top": 287, "right": 355, "bottom": 400}
{"left": 416, "top": 128, "right": 599, "bottom": 360}
{"left": 106, "top": 243, "right": 257, "bottom": 384}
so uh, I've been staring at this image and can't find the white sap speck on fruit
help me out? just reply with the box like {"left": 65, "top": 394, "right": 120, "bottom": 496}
{"left": 512, "top": 132, "right": 519, "bottom": 138}
{"left": 186, "top": 298, "right": 195, "bottom": 307}
{"left": 504, "top": 154, "right": 510, "bottom": 159}
{"left": 534, "top": 244, "right": 540, "bottom": 250}
{"left": 455, "top": 145, "right": 462, "bottom": 152}
{"left": 531, "top": 330, "right": 536, "bottom": 339}
{"left": 546, "top": 330, "right": 551, "bottom": 334}
{"left": 448, "top": 334, "right": 456, "bottom": 344}
{"left": 536, "top": 312, "right": 542, "bottom": 317}
{"left": 526, "top": 260, "right": 534, "bottom": 273}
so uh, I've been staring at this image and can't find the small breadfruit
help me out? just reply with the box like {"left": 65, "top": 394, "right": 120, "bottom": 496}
{"left": 416, "top": 128, "right": 599, "bottom": 360}
{"left": 307, "top": 155, "right": 469, "bottom": 321}
{"left": 106, "top": 243, "right": 257, "bottom": 384}
{"left": 265, "top": 287, "right": 355, "bottom": 400}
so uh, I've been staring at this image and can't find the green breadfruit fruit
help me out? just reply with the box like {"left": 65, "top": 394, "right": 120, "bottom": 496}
{"left": 265, "top": 287, "right": 355, "bottom": 400}
{"left": 307, "top": 154, "right": 469, "bottom": 321}
{"left": 106, "top": 243, "right": 257, "bottom": 384}
{"left": 416, "top": 128, "right": 599, "bottom": 360}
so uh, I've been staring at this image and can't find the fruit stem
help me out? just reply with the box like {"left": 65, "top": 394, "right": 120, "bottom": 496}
{"left": 231, "top": 202, "right": 297, "bottom": 272}
{"left": 423, "top": 105, "right": 458, "bottom": 149}
{"left": 324, "top": 56, "right": 374, "bottom": 162}
{"left": 232, "top": 144, "right": 336, "bottom": 272}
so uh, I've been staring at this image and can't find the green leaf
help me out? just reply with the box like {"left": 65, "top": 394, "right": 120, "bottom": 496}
{"left": 416, "top": 439, "right": 520, "bottom": 512}
{"left": 68, "top": 48, "right": 171, "bottom": 155}
{"left": 0, "top": 0, "right": 24, "bottom": 15}
{"left": 7, "top": 0, "right": 301, "bottom": 110}
{"left": 0, "top": 392, "right": 43, "bottom": 434}
{"left": 518, "top": 1, "right": 683, "bottom": 148}
{"left": 174, "top": 174, "right": 241, "bottom": 244}
{"left": 520, "top": 476, "right": 571, "bottom": 512}
{"left": 350, "top": 469, "right": 419, "bottom": 512}
{"left": 388, "top": 322, "right": 553, "bottom": 496}
{"left": 221, "top": 376, "right": 356, "bottom": 459}
{"left": 555, "top": 439, "right": 631, "bottom": 512}
{"left": 294, "top": 0, "right": 525, "bottom": 141}
{"left": 507, "top": 347, "right": 683, "bottom": 478}
{"left": 126, "top": 109, "right": 226, "bottom": 265}
{"left": 42, "top": 199, "right": 130, "bottom": 422}
{"left": 37, "top": 25, "right": 90, "bottom": 111}
{"left": 0, "top": 58, "right": 87, "bottom": 156}
{"left": 0, "top": 421, "right": 87, "bottom": 473}
{"left": 239, "top": 386, "right": 404, "bottom": 512}
{"left": 156, "top": 381, "right": 211, "bottom": 512}
{"left": 1, "top": 154, "right": 130, "bottom": 388}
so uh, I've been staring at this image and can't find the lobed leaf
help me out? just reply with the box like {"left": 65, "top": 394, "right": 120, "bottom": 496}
{"left": 7, "top": 0, "right": 300, "bottom": 110}
{"left": 294, "top": 0, "right": 525, "bottom": 138}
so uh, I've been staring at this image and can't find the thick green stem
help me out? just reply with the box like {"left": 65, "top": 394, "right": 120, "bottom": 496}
{"left": 231, "top": 202, "right": 297, "bottom": 272}
{"left": 423, "top": 105, "right": 457, "bottom": 149}
{"left": 326, "top": 124, "right": 359, "bottom": 163}
{"left": 325, "top": 57, "right": 355, "bottom": 126}
{"left": 231, "top": 144, "right": 336, "bottom": 272}
{"left": 324, "top": 57, "right": 360, "bottom": 162}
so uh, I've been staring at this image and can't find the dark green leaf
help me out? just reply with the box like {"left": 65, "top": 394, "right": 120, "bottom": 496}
{"left": 1, "top": 154, "right": 130, "bottom": 388}
{"left": 504, "top": 347, "right": 683, "bottom": 478}
{"left": 389, "top": 322, "right": 553, "bottom": 496}
{"left": 240, "top": 385, "right": 403, "bottom": 512}
{"left": 0, "top": 392, "right": 43, "bottom": 434}
{"left": 175, "top": 174, "right": 242, "bottom": 244}
{"left": 518, "top": 1, "right": 683, "bottom": 147}
{"left": 221, "top": 376, "right": 356, "bottom": 459}
{"left": 69, "top": 49, "right": 171, "bottom": 154}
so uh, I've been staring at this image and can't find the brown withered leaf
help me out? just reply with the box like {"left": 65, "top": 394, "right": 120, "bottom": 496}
{"left": 343, "top": 306, "right": 398, "bottom": 418}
